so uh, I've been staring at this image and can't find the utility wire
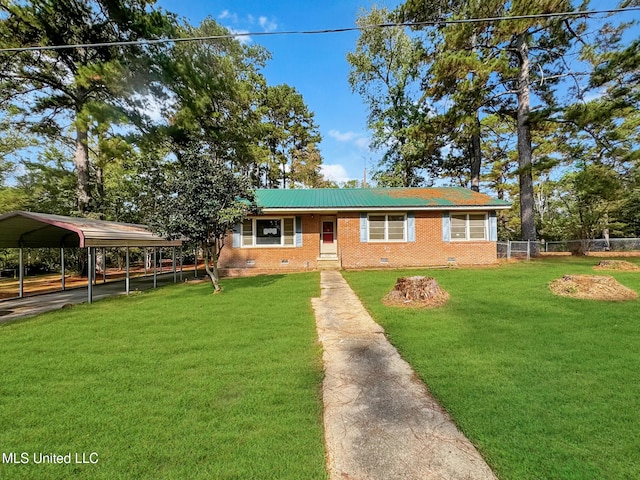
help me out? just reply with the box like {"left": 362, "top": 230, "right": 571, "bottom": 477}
{"left": 0, "top": 7, "right": 638, "bottom": 53}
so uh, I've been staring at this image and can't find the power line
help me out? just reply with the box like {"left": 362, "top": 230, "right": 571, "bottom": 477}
{"left": 0, "top": 7, "right": 638, "bottom": 53}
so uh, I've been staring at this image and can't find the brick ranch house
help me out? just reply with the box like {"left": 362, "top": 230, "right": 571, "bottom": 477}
{"left": 218, "top": 187, "right": 510, "bottom": 274}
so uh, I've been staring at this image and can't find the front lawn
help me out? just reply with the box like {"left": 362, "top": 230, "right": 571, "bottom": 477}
{"left": 343, "top": 258, "right": 640, "bottom": 480}
{"left": 0, "top": 273, "right": 327, "bottom": 479}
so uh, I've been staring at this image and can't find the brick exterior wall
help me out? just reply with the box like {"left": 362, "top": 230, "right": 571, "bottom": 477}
{"left": 218, "top": 211, "right": 498, "bottom": 274}
{"left": 337, "top": 212, "right": 497, "bottom": 268}
{"left": 219, "top": 215, "right": 320, "bottom": 274}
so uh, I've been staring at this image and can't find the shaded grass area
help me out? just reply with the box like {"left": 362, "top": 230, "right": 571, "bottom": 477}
{"left": 343, "top": 258, "right": 640, "bottom": 480}
{"left": 0, "top": 273, "right": 327, "bottom": 479}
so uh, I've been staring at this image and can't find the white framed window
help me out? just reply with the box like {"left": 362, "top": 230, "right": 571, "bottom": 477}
{"left": 241, "top": 217, "right": 295, "bottom": 247}
{"left": 450, "top": 213, "right": 487, "bottom": 241}
{"left": 368, "top": 214, "right": 406, "bottom": 242}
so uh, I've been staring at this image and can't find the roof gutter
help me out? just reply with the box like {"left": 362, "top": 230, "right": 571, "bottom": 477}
{"left": 259, "top": 205, "right": 511, "bottom": 214}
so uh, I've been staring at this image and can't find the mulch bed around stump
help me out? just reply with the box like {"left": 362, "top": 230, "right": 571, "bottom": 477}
{"left": 549, "top": 274, "right": 637, "bottom": 301}
{"left": 383, "top": 276, "right": 450, "bottom": 308}
{"left": 593, "top": 260, "right": 640, "bottom": 271}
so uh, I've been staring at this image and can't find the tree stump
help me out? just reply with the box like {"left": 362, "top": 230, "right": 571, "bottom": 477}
{"left": 383, "top": 276, "right": 449, "bottom": 308}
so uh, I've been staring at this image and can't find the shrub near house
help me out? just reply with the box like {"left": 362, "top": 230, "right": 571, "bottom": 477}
{"left": 219, "top": 188, "right": 510, "bottom": 274}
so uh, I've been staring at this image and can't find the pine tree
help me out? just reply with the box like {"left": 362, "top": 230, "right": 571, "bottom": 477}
{"left": 0, "top": 0, "right": 172, "bottom": 213}
{"left": 398, "top": 0, "right": 588, "bottom": 246}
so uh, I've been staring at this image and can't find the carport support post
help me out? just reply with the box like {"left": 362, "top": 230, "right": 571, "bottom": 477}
{"left": 194, "top": 247, "right": 198, "bottom": 278}
{"left": 102, "top": 247, "right": 106, "bottom": 284}
{"left": 61, "top": 248, "right": 65, "bottom": 291}
{"left": 18, "top": 247, "right": 23, "bottom": 298}
{"left": 93, "top": 248, "right": 98, "bottom": 286}
{"left": 87, "top": 247, "right": 93, "bottom": 304}
{"left": 172, "top": 247, "right": 176, "bottom": 283}
{"left": 125, "top": 247, "right": 130, "bottom": 295}
{"left": 153, "top": 247, "right": 157, "bottom": 289}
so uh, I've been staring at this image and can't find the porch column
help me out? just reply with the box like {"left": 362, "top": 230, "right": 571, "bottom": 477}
{"left": 18, "top": 247, "right": 23, "bottom": 298}
{"left": 61, "top": 248, "right": 65, "bottom": 291}
{"left": 125, "top": 247, "right": 130, "bottom": 295}
{"left": 87, "top": 247, "right": 93, "bottom": 304}
{"left": 102, "top": 247, "right": 106, "bottom": 284}
{"left": 144, "top": 247, "right": 148, "bottom": 275}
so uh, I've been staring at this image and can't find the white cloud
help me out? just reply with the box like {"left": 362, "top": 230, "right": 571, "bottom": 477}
{"left": 143, "top": 99, "right": 164, "bottom": 123}
{"left": 228, "top": 28, "right": 252, "bottom": 44}
{"left": 258, "top": 16, "right": 278, "bottom": 32}
{"left": 218, "top": 11, "right": 276, "bottom": 42}
{"left": 329, "top": 129, "right": 357, "bottom": 141}
{"left": 320, "top": 164, "right": 351, "bottom": 183}
{"left": 354, "top": 137, "right": 369, "bottom": 149}
{"left": 218, "top": 10, "right": 238, "bottom": 23}
{"left": 328, "top": 129, "right": 370, "bottom": 150}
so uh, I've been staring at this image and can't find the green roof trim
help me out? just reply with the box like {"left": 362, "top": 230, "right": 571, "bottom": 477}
{"left": 254, "top": 188, "right": 510, "bottom": 210}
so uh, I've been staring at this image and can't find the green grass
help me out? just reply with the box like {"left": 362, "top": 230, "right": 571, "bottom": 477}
{"left": 0, "top": 273, "right": 328, "bottom": 480}
{"left": 343, "top": 258, "right": 640, "bottom": 480}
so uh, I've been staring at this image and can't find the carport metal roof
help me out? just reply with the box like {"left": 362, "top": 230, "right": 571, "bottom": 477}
{"left": 0, "top": 211, "right": 181, "bottom": 248}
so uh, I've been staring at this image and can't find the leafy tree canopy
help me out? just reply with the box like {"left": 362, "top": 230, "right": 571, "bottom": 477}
{"left": 149, "top": 142, "right": 256, "bottom": 292}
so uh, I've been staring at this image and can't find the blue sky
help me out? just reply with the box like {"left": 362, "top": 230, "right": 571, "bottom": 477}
{"left": 156, "top": 0, "right": 401, "bottom": 184}
{"left": 154, "top": 0, "right": 639, "bottom": 185}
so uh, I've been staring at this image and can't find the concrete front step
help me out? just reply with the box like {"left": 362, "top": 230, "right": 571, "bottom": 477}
{"left": 317, "top": 258, "right": 341, "bottom": 270}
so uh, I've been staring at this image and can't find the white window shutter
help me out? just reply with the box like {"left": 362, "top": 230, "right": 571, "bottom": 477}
{"left": 442, "top": 213, "right": 451, "bottom": 242}
{"left": 407, "top": 212, "right": 416, "bottom": 242}
{"left": 489, "top": 211, "right": 498, "bottom": 241}
{"left": 295, "top": 216, "right": 303, "bottom": 247}
{"left": 232, "top": 223, "right": 241, "bottom": 247}
{"left": 360, "top": 213, "right": 368, "bottom": 242}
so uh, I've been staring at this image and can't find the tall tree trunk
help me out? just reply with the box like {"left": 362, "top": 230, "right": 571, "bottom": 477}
{"left": 203, "top": 242, "right": 221, "bottom": 293}
{"left": 515, "top": 32, "right": 537, "bottom": 246}
{"left": 398, "top": 135, "right": 410, "bottom": 187}
{"left": 469, "top": 31, "right": 481, "bottom": 192}
{"left": 96, "top": 165, "right": 104, "bottom": 215}
{"left": 281, "top": 161, "right": 287, "bottom": 189}
{"left": 95, "top": 130, "right": 105, "bottom": 217}
{"left": 75, "top": 124, "right": 91, "bottom": 214}
{"left": 469, "top": 116, "right": 482, "bottom": 192}
{"left": 74, "top": 85, "right": 91, "bottom": 214}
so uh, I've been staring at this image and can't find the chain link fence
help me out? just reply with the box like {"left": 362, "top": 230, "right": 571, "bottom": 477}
{"left": 545, "top": 238, "right": 640, "bottom": 254}
{"left": 498, "top": 238, "right": 640, "bottom": 259}
{"left": 497, "top": 241, "right": 544, "bottom": 260}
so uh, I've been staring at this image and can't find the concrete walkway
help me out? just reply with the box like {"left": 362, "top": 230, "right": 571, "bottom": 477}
{"left": 0, "top": 272, "right": 183, "bottom": 324}
{"left": 312, "top": 270, "right": 497, "bottom": 480}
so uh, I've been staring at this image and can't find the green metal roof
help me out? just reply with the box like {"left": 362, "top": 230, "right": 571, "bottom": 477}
{"left": 255, "top": 188, "right": 510, "bottom": 210}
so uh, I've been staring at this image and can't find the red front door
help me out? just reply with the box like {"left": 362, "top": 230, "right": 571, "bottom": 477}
{"left": 322, "top": 221, "right": 334, "bottom": 244}
{"left": 320, "top": 217, "right": 337, "bottom": 257}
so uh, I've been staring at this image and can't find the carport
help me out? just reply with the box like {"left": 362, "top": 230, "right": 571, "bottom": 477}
{"left": 0, "top": 211, "right": 183, "bottom": 304}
